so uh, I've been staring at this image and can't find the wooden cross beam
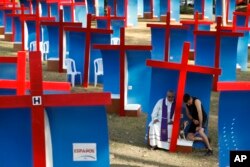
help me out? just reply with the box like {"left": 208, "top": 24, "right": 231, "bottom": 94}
{"left": 94, "top": 6, "right": 125, "bottom": 30}
{"left": 0, "top": 51, "right": 111, "bottom": 167}
{"left": 41, "top": 9, "right": 82, "bottom": 72}
{"left": 194, "top": 17, "right": 243, "bottom": 90}
{"left": 64, "top": 13, "right": 113, "bottom": 87}
{"left": 147, "top": 12, "right": 188, "bottom": 61}
{"left": 147, "top": 42, "right": 221, "bottom": 152}
{"left": 94, "top": 27, "right": 152, "bottom": 116}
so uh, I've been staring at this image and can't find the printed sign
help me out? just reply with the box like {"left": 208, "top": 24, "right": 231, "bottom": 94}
{"left": 73, "top": 143, "right": 97, "bottom": 161}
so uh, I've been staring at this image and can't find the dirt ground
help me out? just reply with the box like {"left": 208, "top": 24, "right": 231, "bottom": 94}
{"left": 0, "top": 14, "right": 250, "bottom": 167}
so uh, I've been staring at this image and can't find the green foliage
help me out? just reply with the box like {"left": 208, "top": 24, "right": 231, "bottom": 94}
{"left": 180, "top": 6, "right": 194, "bottom": 14}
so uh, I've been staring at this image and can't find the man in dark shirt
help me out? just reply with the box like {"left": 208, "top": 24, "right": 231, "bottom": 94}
{"left": 183, "top": 93, "right": 213, "bottom": 156}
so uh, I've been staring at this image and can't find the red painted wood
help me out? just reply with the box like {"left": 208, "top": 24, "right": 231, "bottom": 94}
{"left": 217, "top": 81, "right": 250, "bottom": 91}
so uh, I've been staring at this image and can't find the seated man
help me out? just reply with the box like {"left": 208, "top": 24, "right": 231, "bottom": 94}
{"left": 183, "top": 93, "right": 213, "bottom": 156}
{"left": 148, "top": 90, "right": 176, "bottom": 150}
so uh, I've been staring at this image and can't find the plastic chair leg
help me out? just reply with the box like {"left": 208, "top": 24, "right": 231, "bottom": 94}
{"left": 71, "top": 75, "right": 75, "bottom": 87}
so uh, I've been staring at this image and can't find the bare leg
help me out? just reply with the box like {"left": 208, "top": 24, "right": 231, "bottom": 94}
{"left": 197, "top": 128, "right": 212, "bottom": 150}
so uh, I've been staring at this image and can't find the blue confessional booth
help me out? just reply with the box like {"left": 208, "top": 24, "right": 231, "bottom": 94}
{"left": 99, "top": 49, "right": 152, "bottom": 113}
{"left": 235, "top": 14, "right": 249, "bottom": 71}
{"left": 149, "top": 25, "right": 188, "bottom": 62}
{"left": 160, "top": 0, "right": 180, "bottom": 21}
{"left": 215, "top": 0, "right": 236, "bottom": 23}
{"left": 218, "top": 89, "right": 250, "bottom": 167}
{"left": 65, "top": 29, "right": 111, "bottom": 85}
{"left": 195, "top": 31, "right": 240, "bottom": 81}
{"left": 0, "top": 58, "right": 110, "bottom": 166}
{"left": 96, "top": 19, "right": 125, "bottom": 38}
{"left": 194, "top": 0, "right": 213, "bottom": 20}
{"left": 146, "top": 60, "right": 214, "bottom": 148}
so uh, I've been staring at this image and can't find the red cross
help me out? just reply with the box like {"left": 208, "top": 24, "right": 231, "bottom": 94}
{"left": 64, "top": 13, "right": 113, "bottom": 88}
{"left": 233, "top": 4, "right": 250, "bottom": 29}
{"left": 147, "top": 42, "right": 221, "bottom": 152}
{"left": 94, "top": 6, "right": 125, "bottom": 30}
{"left": 180, "top": 12, "right": 213, "bottom": 60}
{"left": 194, "top": 17, "right": 243, "bottom": 90}
{"left": 7, "top": 4, "right": 30, "bottom": 43}
{"left": 59, "top": 0, "right": 86, "bottom": 22}
{"left": 94, "top": 27, "right": 152, "bottom": 116}
{"left": 0, "top": 52, "right": 26, "bottom": 95}
{"left": 19, "top": 4, "right": 55, "bottom": 52}
{"left": 147, "top": 12, "right": 188, "bottom": 61}
{"left": 0, "top": 0, "right": 19, "bottom": 40}
{"left": 41, "top": 9, "right": 82, "bottom": 72}
{"left": 0, "top": 51, "right": 111, "bottom": 167}
{"left": 0, "top": 51, "right": 71, "bottom": 95}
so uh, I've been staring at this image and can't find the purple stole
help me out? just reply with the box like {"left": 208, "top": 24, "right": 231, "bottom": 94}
{"left": 160, "top": 98, "right": 175, "bottom": 141}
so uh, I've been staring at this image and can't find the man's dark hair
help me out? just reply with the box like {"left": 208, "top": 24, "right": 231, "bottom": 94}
{"left": 183, "top": 93, "right": 191, "bottom": 103}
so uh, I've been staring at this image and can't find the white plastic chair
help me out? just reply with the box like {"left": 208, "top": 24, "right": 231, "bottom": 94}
{"left": 94, "top": 58, "right": 103, "bottom": 87}
{"left": 111, "top": 37, "right": 120, "bottom": 45}
{"left": 65, "top": 58, "right": 82, "bottom": 87}
{"left": 29, "top": 41, "right": 45, "bottom": 61}
{"left": 43, "top": 41, "right": 49, "bottom": 61}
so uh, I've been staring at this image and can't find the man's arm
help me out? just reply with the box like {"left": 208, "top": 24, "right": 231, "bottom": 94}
{"left": 194, "top": 99, "right": 203, "bottom": 128}
{"left": 185, "top": 106, "right": 192, "bottom": 120}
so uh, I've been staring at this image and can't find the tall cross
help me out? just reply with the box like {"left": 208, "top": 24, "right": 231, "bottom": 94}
{"left": 19, "top": 3, "right": 55, "bottom": 52}
{"left": 194, "top": 17, "right": 243, "bottom": 90}
{"left": 94, "top": 27, "right": 152, "bottom": 116}
{"left": 147, "top": 12, "right": 188, "bottom": 61}
{"left": 59, "top": 0, "right": 86, "bottom": 22}
{"left": 7, "top": 4, "right": 29, "bottom": 44}
{"left": 180, "top": 12, "right": 213, "bottom": 59}
{"left": 94, "top": 6, "right": 125, "bottom": 30}
{"left": 41, "top": 9, "right": 82, "bottom": 72}
{"left": 64, "top": 13, "right": 113, "bottom": 87}
{"left": 146, "top": 42, "right": 221, "bottom": 152}
{"left": 0, "top": 51, "right": 111, "bottom": 167}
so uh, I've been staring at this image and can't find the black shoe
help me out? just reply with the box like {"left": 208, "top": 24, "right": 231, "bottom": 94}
{"left": 148, "top": 146, "right": 157, "bottom": 150}
{"left": 204, "top": 149, "right": 213, "bottom": 156}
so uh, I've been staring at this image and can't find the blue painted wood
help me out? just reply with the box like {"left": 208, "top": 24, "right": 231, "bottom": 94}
{"left": 47, "top": 106, "right": 110, "bottom": 167}
{"left": 218, "top": 91, "right": 250, "bottom": 167}
{"left": 13, "top": 17, "right": 22, "bottom": 43}
{"left": 126, "top": 50, "right": 151, "bottom": 112}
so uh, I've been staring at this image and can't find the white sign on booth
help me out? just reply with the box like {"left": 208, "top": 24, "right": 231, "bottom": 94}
{"left": 73, "top": 143, "right": 97, "bottom": 161}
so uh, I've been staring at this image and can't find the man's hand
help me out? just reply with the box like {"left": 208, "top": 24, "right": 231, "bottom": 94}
{"left": 196, "top": 127, "right": 203, "bottom": 132}
{"left": 153, "top": 119, "right": 159, "bottom": 124}
{"left": 193, "top": 119, "right": 199, "bottom": 125}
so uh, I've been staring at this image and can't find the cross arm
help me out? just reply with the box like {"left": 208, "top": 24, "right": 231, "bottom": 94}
{"left": 43, "top": 92, "right": 111, "bottom": 107}
{"left": 180, "top": 20, "right": 214, "bottom": 25}
{"left": 147, "top": 23, "right": 188, "bottom": 30}
{"left": 217, "top": 82, "right": 250, "bottom": 91}
{"left": 146, "top": 60, "right": 221, "bottom": 75}
{"left": 0, "top": 95, "right": 31, "bottom": 108}
{"left": 194, "top": 30, "right": 243, "bottom": 37}
{"left": 64, "top": 27, "right": 113, "bottom": 34}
